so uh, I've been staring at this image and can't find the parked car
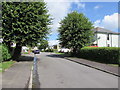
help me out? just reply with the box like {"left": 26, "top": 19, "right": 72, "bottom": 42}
{"left": 32, "top": 50, "right": 40, "bottom": 54}
{"left": 58, "top": 48, "right": 71, "bottom": 53}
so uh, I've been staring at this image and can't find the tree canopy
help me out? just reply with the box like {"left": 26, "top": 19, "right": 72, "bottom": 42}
{"left": 2, "top": 2, "right": 51, "bottom": 59}
{"left": 38, "top": 39, "right": 48, "bottom": 50}
{"left": 58, "top": 11, "right": 94, "bottom": 53}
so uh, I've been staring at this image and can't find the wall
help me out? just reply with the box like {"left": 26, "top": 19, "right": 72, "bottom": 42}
{"left": 97, "top": 33, "right": 107, "bottom": 47}
{"left": 93, "top": 33, "right": 119, "bottom": 47}
{"left": 111, "top": 34, "right": 119, "bottom": 47}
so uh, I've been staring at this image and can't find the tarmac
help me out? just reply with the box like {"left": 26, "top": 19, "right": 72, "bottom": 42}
{"left": 65, "top": 58, "right": 119, "bottom": 76}
{"left": 1, "top": 52, "right": 119, "bottom": 89}
{"left": 56, "top": 53, "right": 119, "bottom": 77}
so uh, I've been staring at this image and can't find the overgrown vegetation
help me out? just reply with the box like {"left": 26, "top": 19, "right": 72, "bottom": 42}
{"left": 0, "top": 44, "right": 11, "bottom": 62}
{"left": 78, "top": 47, "right": 120, "bottom": 64}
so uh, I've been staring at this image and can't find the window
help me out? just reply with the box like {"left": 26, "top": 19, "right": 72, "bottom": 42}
{"left": 107, "top": 34, "right": 109, "bottom": 40}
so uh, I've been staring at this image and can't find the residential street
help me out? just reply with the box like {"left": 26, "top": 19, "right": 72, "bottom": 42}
{"left": 37, "top": 52, "right": 118, "bottom": 88}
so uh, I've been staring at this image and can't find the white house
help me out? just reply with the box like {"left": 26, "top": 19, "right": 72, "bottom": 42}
{"left": 92, "top": 27, "right": 120, "bottom": 47}
{"left": 22, "top": 46, "right": 29, "bottom": 52}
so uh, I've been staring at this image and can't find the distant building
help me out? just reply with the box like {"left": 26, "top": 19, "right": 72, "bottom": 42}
{"left": 92, "top": 27, "right": 120, "bottom": 47}
{"left": 22, "top": 46, "right": 29, "bottom": 52}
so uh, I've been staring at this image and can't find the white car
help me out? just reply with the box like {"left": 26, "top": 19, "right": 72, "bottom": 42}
{"left": 58, "top": 48, "right": 71, "bottom": 53}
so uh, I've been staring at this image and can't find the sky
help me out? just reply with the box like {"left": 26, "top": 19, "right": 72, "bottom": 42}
{"left": 44, "top": 0, "right": 119, "bottom": 46}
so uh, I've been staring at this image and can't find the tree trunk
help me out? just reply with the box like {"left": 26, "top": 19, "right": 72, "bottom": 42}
{"left": 5, "top": 41, "right": 13, "bottom": 55}
{"left": 12, "top": 43, "right": 22, "bottom": 61}
{"left": 71, "top": 48, "right": 77, "bottom": 56}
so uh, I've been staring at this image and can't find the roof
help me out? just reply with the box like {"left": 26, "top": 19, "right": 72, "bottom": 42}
{"left": 92, "top": 27, "right": 119, "bottom": 34}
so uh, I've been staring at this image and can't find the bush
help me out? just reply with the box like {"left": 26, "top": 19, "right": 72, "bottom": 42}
{"left": 53, "top": 49, "right": 58, "bottom": 53}
{"left": 78, "top": 47, "right": 120, "bottom": 64}
{"left": 44, "top": 48, "right": 54, "bottom": 52}
{"left": 0, "top": 44, "right": 11, "bottom": 62}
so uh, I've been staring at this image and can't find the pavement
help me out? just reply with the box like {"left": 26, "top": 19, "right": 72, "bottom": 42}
{"left": 53, "top": 53, "right": 119, "bottom": 77}
{"left": 64, "top": 57, "right": 119, "bottom": 77}
{"left": 37, "top": 52, "right": 118, "bottom": 88}
{"left": 2, "top": 54, "right": 33, "bottom": 89}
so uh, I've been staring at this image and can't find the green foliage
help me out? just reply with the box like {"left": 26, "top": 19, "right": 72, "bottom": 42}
{"left": 78, "top": 47, "right": 120, "bottom": 64}
{"left": 58, "top": 11, "right": 94, "bottom": 53}
{"left": 0, "top": 45, "right": 11, "bottom": 62}
{"left": 2, "top": 2, "right": 51, "bottom": 59}
{"left": 2, "top": 2, "right": 51, "bottom": 47}
{"left": 22, "top": 52, "right": 29, "bottom": 54}
{"left": 43, "top": 48, "right": 54, "bottom": 52}
{"left": 0, "top": 61, "right": 16, "bottom": 72}
{"left": 0, "top": 45, "right": 2, "bottom": 62}
{"left": 38, "top": 40, "right": 48, "bottom": 50}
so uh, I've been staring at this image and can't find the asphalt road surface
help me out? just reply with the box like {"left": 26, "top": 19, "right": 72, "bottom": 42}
{"left": 36, "top": 52, "right": 118, "bottom": 88}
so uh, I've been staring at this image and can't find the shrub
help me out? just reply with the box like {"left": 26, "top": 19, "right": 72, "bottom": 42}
{"left": 44, "top": 48, "right": 54, "bottom": 52}
{"left": 0, "top": 45, "right": 2, "bottom": 62}
{"left": 0, "top": 44, "right": 11, "bottom": 62}
{"left": 53, "top": 49, "right": 58, "bottom": 53}
{"left": 78, "top": 47, "right": 120, "bottom": 64}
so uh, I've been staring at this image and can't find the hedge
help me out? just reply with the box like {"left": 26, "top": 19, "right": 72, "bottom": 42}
{"left": 0, "top": 44, "right": 11, "bottom": 62}
{"left": 78, "top": 47, "right": 120, "bottom": 64}
{"left": 42, "top": 48, "right": 54, "bottom": 52}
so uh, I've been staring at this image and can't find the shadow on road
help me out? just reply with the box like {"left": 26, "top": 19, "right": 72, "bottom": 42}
{"left": 17, "top": 56, "right": 34, "bottom": 62}
{"left": 46, "top": 54, "right": 65, "bottom": 58}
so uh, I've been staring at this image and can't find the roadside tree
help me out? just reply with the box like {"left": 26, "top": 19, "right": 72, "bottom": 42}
{"left": 2, "top": 2, "right": 51, "bottom": 60}
{"left": 38, "top": 40, "right": 48, "bottom": 51}
{"left": 58, "top": 11, "right": 94, "bottom": 54}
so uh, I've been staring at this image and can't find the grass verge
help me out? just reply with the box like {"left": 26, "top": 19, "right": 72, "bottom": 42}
{"left": 0, "top": 61, "right": 16, "bottom": 72}
{"left": 55, "top": 52, "right": 65, "bottom": 55}
{"left": 108, "top": 64, "right": 118, "bottom": 67}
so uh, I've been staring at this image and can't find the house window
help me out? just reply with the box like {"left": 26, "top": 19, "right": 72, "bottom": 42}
{"left": 107, "top": 34, "right": 109, "bottom": 40}
{"left": 92, "top": 44, "right": 98, "bottom": 46}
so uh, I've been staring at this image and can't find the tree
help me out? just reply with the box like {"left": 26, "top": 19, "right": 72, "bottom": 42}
{"left": 58, "top": 11, "right": 94, "bottom": 54}
{"left": 38, "top": 40, "right": 48, "bottom": 50}
{"left": 2, "top": 2, "right": 51, "bottom": 60}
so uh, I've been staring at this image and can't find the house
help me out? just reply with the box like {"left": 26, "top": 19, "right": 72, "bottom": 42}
{"left": 22, "top": 46, "right": 29, "bottom": 52}
{"left": 92, "top": 27, "right": 120, "bottom": 47}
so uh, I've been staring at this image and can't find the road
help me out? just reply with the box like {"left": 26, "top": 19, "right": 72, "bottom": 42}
{"left": 36, "top": 52, "right": 118, "bottom": 88}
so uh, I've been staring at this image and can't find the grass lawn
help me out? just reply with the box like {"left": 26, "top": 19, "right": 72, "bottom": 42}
{"left": 0, "top": 61, "right": 16, "bottom": 72}
{"left": 55, "top": 52, "right": 65, "bottom": 55}
{"left": 22, "top": 52, "right": 29, "bottom": 54}
{"left": 108, "top": 64, "right": 118, "bottom": 67}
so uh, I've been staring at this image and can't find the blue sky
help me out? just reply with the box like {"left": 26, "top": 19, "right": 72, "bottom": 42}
{"left": 44, "top": 1, "right": 118, "bottom": 45}
{"left": 71, "top": 2, "right": 118, "bottom": 22}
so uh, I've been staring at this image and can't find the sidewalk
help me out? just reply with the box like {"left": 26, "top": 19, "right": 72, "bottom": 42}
{"left": 64, "top": 57, "right": 119, "bottom": 77}
{"left": 2, "top": 54, "right": 33, "bottom": 88}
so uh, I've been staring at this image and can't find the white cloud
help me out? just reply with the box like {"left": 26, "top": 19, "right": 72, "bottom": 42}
{"left": 94, "top": 20, "right": 104, "bottom": 28}
{"left": 94, "top": 5, "right": 100, "bottom": 9}
{"left": 94, "top": 20, "right": 101, "bottom": 27}
{"left": 44, "top": 0, "right": 85, "bottom": 34}
{"left": 48, "top": 40, "right": 60, "bottom": 46}
{"left": 74, "top": 2, "right": 85, "bottom": 8}
{"left": 44, "top": 0, "right": 71, "bottom": 34}
{"left": 94, "top": 13, "right": 119, "bottom": 32}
